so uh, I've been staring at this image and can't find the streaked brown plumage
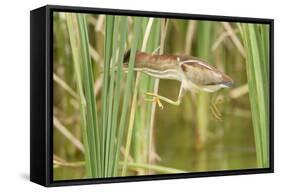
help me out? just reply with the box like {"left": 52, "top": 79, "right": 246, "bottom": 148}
{"left": 124, "top": 50, "right": 234, "bottom": 93}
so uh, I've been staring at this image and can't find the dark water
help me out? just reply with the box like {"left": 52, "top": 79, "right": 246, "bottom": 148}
{"left": 155, "top": 80, "right": 257, "bottom": 172}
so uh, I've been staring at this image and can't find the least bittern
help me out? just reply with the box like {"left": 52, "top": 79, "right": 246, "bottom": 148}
{"left": 123, "top": 50, "right": 234, "bottom": 120}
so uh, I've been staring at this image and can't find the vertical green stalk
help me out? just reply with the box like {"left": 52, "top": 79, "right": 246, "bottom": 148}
{"left": 110, "top": 16, "right": 128, "bottom": 176}
{"left": 131, "top": 19, "right": 149, "bottom": 173}
{"left": 65, "top": 13, "right": 91, "bottom": 177}
{"left": 121, "top": 17, "right": 142, "bottom": 176}
{"left": 105, "top": 16, "right": 130, "bottom": 177}
{"left": 142, "top": 19, "right": 168, "bottom": 174}
{"left": 238, "top": 23, "right": 269, "bottom": 168}
{"left": 78, "top": 14, "right": 101, "bottom": 176}
{"left": 104, "top": 16, "right": 119, "bottom": 177}
{"left": 195, "top": 21, "right": 212, "bottom": 150}
{"left": 101, "top": 15, "right": 115, "bottom": 176}
{"left": 66, "top": 13, "right": 100, "bottom": 177}
{"left": 135, "top": 18, "right": 161, "bottom": 173}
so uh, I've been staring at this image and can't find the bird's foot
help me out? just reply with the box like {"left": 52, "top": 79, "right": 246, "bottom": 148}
{"left": 210, "top": 94, "right": 224, "bottom": 121}
{"left": 145, "top": 92, "right": 164, "bottom": 109}
{"left": 210, "top": 103, "right": 222, "bottom": 121}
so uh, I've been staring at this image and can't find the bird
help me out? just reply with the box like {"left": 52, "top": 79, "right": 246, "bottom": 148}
{"left": 123, "top": 49, "right": 234, "bottom": 119}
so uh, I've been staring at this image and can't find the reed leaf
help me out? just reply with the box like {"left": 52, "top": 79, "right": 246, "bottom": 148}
{"left": 132, "top": 18, "right": 161, "bottom": 174}
{"left": 66, "top": 13, "right": 100, "bottom": 177}
{"left": 238, "top": 23, "right": 269, "bottom": 168}
{"left": 101, "top": 15, "right": 115, "bottom": 176}
{"left": 108, "top": 16, "right": 129, "bottom": 176}
{"left": 104, "top": 16, "right": 119, "bottom": 177}
{"left": 121, "top": 17, "right": 142, "bottom": 176}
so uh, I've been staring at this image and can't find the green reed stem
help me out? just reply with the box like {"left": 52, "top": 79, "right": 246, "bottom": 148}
{"left": 238, "top": 23, "right": 269, "bottom": 168}
{"left": 66, "top": 13, "right": 100, "bottom": 177}
{"left": 121, "top": 17, "right": 142, "bottom": 176}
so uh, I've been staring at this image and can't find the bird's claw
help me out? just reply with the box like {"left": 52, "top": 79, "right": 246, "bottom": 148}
{"left": 145, "top": 92, "right": 164, "bottom": 109}
{"left": 210, "top": 103, "right": 222, "bottom": 121}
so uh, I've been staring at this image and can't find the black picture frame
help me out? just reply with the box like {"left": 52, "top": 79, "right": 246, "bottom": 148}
{"left": 30, "top": 4, "right": 274, "bottom": 187}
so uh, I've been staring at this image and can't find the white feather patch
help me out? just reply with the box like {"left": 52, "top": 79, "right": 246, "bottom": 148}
{"left": 180, "top": 60, "right": 213, "bottom": 70}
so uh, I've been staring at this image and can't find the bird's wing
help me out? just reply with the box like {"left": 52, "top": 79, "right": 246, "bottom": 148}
{"left": 179, "top": 57, "right": 233, "bottom": 88}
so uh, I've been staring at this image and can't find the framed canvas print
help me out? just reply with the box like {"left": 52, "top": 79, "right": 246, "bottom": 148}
{"left": 30, "top": 5, "right": 274, "bottom": 187}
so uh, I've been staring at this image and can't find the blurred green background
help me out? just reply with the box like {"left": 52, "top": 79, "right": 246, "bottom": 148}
{"left": 53, "top": 12, "right": 269, "bottom": 180}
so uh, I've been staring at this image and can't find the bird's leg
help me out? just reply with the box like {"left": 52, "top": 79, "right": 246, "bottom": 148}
{"left": 209, "top": 90, "right": 224, "bottom": 121}
{"left": 144, "top": 97, "right": 164, "bottom": 109}
{"left": 145, "top": 83, "right": 185, "bottom": 109}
